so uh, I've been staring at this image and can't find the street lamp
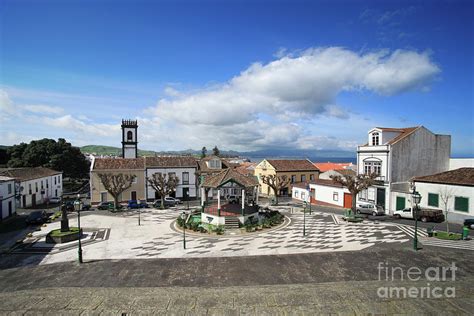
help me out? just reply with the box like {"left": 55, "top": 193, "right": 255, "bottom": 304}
{"left": 181, "top": 211, "right": 186, "bottom": 249}
{"left": 74, "top": 194, "right": 83, "bottom": 263}
{"left": 303, "top": 201, "right": 307, "bottom": 236}
{"left": 412, "top": 190, "right": 422, "bottom": 251}
{"left": 306, "top": 184, "right": 312, "bottom": 215}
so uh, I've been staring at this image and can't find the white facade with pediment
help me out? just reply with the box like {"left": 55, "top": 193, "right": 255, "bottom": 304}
{"left": 357, "top": 126, "right": 451, "bottom": 214}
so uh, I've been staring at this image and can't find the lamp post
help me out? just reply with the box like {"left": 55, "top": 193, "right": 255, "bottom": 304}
{"left": 303, "top": 201, "right": 307, "bottom": 236}
{"left": 181, "top": 211, "right": 186, "bottom": 249}
{"left": 74, "top": 194, "right": 83, "bottom": 263}
{"left": 412, "top": 190, "right": 422, "bottom": 251}
{"left": 306, "top": 184, "right": 312, "bottom": 215}
{"left": 138, "top": 206, "right": 141, "bottom": 226}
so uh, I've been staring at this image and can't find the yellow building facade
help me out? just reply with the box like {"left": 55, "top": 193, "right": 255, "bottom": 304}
{"left": 254, "top": 159, "right": 320, "bottom": 196}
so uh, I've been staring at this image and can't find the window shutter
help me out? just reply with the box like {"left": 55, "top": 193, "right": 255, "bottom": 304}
{"left": 428, "top": 193, "right": 439, "bottom": 207}
{"left": 454, "top": 197, "right": 469, "bottom": 212}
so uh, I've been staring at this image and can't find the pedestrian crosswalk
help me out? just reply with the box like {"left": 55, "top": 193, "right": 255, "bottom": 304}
{"left": 395, "top": 224, "right": 474, "bottom": 251}
{"left": 396, "top": 224, "right": 428, "bottom": 238}
{"left": 420, "top": 237, "right": 474, "bottom": 251}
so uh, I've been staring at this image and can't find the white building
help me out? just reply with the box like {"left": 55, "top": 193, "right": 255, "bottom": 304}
{"left": 357, "top": 126, "right": 451, "bottom": 214}
{"left": 145, "top": 156, "right": 198, "bottom": 200}
{"left": 412, "top": 168, "right": 473, "bottom": 224}
{"left": 0, "top": 167, "right": 63, "bottom": 208}
{"left": 292, "top": 180, "right": 352, "bottom": 208}
{"left": 0, "top": 176, "right": 16, "bottom": 221}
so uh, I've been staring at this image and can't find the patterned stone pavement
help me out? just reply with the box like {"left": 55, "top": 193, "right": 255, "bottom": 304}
{"left": 6, "top": 206, "right": 413, "bottom": 265}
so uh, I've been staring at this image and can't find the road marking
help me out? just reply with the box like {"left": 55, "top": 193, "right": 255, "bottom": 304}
{"left": 396, "top": 224, "right": 428, "bottom": 238}
{"left": 420, "top": 237, "right": 474, "bottom": 251}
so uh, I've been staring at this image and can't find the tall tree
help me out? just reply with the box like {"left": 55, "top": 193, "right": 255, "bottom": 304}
{"left": 439, "top": 187, "right": 455, "bottom": 233}
{"left": 201, "top": 146, "right": 207, "bottom": 159}
{"left": 212, "top": 145, "right": 220, "bottom": 157}
{"left": 261, "top": 174, "right": 291, "bottom": 205}
{"left": 97, "top": 173, "right": 135, "bottom": 210}
{"left": 147, "top": 173, "right": 180, "bottom": 209}
{"left": 6, "top": 138, "right": 89, "bottom": 178}
{"left": 330, "top": 173, "right": 378, "bottom": 214}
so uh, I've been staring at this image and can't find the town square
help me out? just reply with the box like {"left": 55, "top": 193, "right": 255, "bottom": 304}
{"left": 1, "top": 0, "right": 473, "bottom": 314}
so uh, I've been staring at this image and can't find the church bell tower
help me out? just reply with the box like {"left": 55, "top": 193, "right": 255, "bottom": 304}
{"left": 121, "top": 119, "right": 138, "bottom": 159}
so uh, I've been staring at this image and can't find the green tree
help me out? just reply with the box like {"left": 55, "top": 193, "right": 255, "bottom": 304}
{"left": 201, "top": 146, "right": 207, "bottom": 159}
{"left": 212, "top": 145, "right": 220, "bottom": 157}
{"left": 6, "top": 138, "right": 90, "bottom": 179}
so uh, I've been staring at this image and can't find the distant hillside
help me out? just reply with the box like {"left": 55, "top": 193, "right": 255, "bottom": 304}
{"left": 80, "top": 145, "right": 158, "bottom": 157}
{"left": 80, "top": 145, "right": 355, "bottom": 160}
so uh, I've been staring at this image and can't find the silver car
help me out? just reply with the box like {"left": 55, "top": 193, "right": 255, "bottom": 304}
{"left": 356, "top": 203, "right": 385, "bottom": 216}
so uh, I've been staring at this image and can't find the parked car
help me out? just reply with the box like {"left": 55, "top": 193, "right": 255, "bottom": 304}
{"left": 25, "top": 210, "right": 49, "bottom": 224}
{"left": 153, "top": 199, "right": 176, "bottom": 208}
{"left": 164, "top": 197, "right": 181, "bottom": 205}
{"left": 48, "top": 197, "right": 61, "bottom": 204}
{"left": 97, "top": 201, "right": 115, "bottom": 210}
{"left": 356, "top": 202, "right": 385, "bottom": 216}
{"left": 393, "top": 207, "right": 445, "bottom": 223}
{"left": 464, "top": 219, "right": 474, "bottom": 229}
{"left": 127, "top": 200, "right": 149, "bottom": 209}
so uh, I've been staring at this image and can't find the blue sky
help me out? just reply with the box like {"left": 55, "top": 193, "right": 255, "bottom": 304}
{"left": 0, "top": 0, "right": 473, "bottom": 156}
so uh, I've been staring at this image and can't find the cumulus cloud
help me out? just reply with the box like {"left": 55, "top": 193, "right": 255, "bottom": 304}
{"left": 42, "top": 115, "right": 120, "bottom": 137}
{"left": 144, "top": 47, "right": 440, "bottom": 151}
{"left": 149, "top": 47, "right": 439, "bottom": 126}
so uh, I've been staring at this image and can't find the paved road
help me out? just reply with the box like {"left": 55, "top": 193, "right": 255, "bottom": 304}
{"left": 1, "top": 279, "right": 472, "bottom": 315}
{"left": 0, "top": 246, "right": 473, "bottom": 314}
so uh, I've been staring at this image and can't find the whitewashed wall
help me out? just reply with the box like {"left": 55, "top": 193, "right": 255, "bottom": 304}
{"left": 311, "top": 183, "right": 349, "bottom": 207}
{"left": 146, "top": 167, "right": 197, "bottom": 200}
{"left": 0, "top": 180, "right": 16, "bottom": 220}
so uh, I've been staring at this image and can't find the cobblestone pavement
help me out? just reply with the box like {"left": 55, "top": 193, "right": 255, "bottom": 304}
{"left": 1, "top": 278, "right": 472, "bottom": 315}
{"left": 1, "top": 245, "right": 473, "bottom": 314}
{"left": 6, "top": 207, "right": 413, "bottom": 265}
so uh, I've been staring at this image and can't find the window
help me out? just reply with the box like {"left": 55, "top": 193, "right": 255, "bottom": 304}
{"left": 301, "top": 175, "right": 306, "bottom": 182}
{"left": 291, "top": 175, "right": 296, "bottom": 183}
{"left": 209, "top": 159, "right": 221, "bottom": 169}
{"left": 35, "top": 182, "right": 38, "bottom": 193}
{"left": 132, "top": 176, "right": 137, "bottom": 184}
{"left": 364, "top": 161, "right": 382, "bottom": 176}
{"left": 54, "top": 177, "right": 56, "bottom": 185}
{"left": 454, "top": 197, "right": 469, "bottom": 212}
{"left": 182, "top": 172, "right": 189, "bottom": 185}
{"left": 360, "top": 189, "right": 368, "bottom": 200}
{"left": 29, "top": 184, "right": 32, "bottom": 194}
{"left": 46, "top": 179, "right": 49, "bottom": 188}
{"left": 294, "top": 191, "right": 299, "bottom": 198}
{"left": 428, "top": 193, "right": 439, "bottom": 207}
{"left": 127, "top": 131, "right": 133, "bottom": 140}
{"left": 41, "top": 180, "right": 44, "bottom": 189}
{"left": 333, "top": 192, "right": 339, "bottom": 201}
{"left": 100, "top": 192, "right": 108, "bottom": 202}
{"left": 58, "top": 176, "right": 60, "bottom": 184}
{"left": 301, "top": 192, "right": 305, "bottom": 200}
{"left": 168, "top": 172, "right": 176, "bottom": 180}
{"left": 372, "top": 132, "right": 380, "bottom": 146}
{"left": 310, "top": 174, "right": 314, "bottom": 181}
{"left": 368, "top": 188, "right": 375, "bottom": 201}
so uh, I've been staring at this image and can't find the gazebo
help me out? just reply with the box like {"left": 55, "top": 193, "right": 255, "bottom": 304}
{"left": 200, "top": 168, "right": 260, "bottom": 226}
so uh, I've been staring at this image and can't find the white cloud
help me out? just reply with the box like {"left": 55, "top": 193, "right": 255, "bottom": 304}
{"left": 42, "top": 115, "right": 120, "bottom": 138}
{"left": 144, "top": 47, "right": 440, "bottom": 151}
{"left": 22, "top": 104, "right": 64, "bottom": 114}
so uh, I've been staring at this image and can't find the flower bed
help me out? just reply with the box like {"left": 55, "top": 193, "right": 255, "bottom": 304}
{"left": 434, "top": 231, "right": 462, "bottom": 240}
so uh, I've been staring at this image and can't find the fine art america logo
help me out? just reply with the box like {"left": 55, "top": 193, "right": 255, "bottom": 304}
{"left": 377, "top": 262, "right": 457, "bottom": 299}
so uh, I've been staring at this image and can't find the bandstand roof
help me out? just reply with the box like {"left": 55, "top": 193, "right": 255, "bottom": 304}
{"left": 201, "top": 168, "right": 259, "bottom": 189}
